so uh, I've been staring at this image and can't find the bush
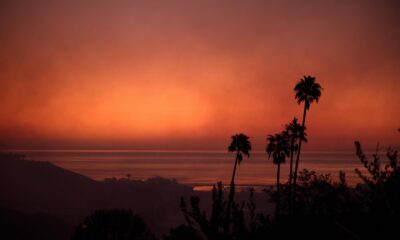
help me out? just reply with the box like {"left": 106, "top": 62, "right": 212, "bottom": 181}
{"left": 73, "top": 209, "right": 155, "bottom": 240}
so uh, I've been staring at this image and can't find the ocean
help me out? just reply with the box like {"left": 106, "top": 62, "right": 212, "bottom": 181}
{"left": 2, "top": 149, "right": 371, "bottom": 189}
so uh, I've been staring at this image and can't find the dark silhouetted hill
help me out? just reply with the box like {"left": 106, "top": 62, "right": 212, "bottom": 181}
{"left": 0, "top": 153, "right": 194, "bottom": 236}
{"left": 0, "top": 154, "right": 97, "bottom": 216}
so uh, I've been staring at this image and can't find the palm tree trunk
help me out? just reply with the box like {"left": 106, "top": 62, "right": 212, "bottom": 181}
{"left": 230, "top": 153, "right": 239, "bottom": 189}
{"left": 276, "top": 161, "right": 281, "bottom": 218}
{"left": 225, "top": 150, "right": 239, "bottom": 237}
{"left": 293, "top": 102, "right": 308, "bottom": 213}
{"left": 229, "top": 153, "right": 239, "bottom": 207}
{"left": 288, "top": 139, "right": 294, "bottom": 214}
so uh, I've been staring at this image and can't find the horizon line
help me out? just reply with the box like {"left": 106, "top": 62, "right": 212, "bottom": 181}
{"left": 0, "top": 148, "right": 386, "bottom": 154}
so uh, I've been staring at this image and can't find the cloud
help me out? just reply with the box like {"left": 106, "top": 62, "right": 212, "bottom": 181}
{"left": 0, "top": 0, "right": 399, "bottom": 149}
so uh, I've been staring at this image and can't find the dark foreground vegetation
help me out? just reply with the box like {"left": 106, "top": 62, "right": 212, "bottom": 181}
{"left": 176, "top": 141, "right": 399, "bottom": 240}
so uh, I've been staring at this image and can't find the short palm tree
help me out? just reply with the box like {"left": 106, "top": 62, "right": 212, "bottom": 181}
{"left": 293, "top": 76, "right": 322, "bottom": 208}
{"left": 226, "top": 133, "right": 251, "bottom": 235}
{"left": 266, "top": 132, "right": 290, "bottom": 216}
{"left": 228, "top": 133, "right": 251, "bottom": 191}
{"left": 284, "top": 117, "right": 307, "bottom": 213}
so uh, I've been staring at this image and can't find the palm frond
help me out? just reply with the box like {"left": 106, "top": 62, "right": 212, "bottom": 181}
{"left": 294, "top": 75, "right": 322, "bottom": 109}
{"left": 228, "top": 133, "right": 251, "bottom": 160}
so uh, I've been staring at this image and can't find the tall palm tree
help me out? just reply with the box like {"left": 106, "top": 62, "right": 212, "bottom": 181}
{"left": 266, "top": 133, "right": 290, "bottom": 217}
{"left": 225, "top": 133, "right": 251, "bottom": 235}
{"left": 293, "top": 75, "right": 322, "bottom": 208}
{"left": 285, "top": 117, "right": 307, "bottom": 213}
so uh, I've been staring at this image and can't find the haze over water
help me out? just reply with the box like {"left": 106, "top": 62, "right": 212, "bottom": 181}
{"left": 8, "top": 149, "right": 369, "bottom": 189}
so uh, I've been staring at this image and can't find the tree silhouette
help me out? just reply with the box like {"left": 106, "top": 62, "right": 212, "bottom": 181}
{"left": 293, "top": 75, "right": 322, "bottom": 212}
{"left": 266, "top": 132, "right": 290, "bottom": 217}
{"left": 180, "top": 182, "right": 249, "bottom": 240}
{"left": 228, "top": 134, "right": 251, "bottom": 193}
{"left": 179, "top": 182, "right": 273, "bottom": 240}
{"left": 72, "top": 209, "right": 155, "bottom": 240}
{"left": 284, "top": 117, "right": 307, "bottom": 213}
{"left": 164, "top": 224, "right": 204, "bottom": 240}
{"left": 178, "top": 134, "right": 400, "bottom": 239}
{"left": 226, "top": 133, "right": 251, "bottom": 235}
{"left": 354, "top": 141, "right": 400, "bottom": 215}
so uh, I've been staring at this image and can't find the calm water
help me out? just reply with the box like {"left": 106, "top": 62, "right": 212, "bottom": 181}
{"left": 4, "top": 149, "right": 369, "bottom": 188}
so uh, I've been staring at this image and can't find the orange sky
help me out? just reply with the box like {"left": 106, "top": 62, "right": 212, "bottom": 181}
{"left": 0, "top": 0, "right": 399, "bottom": 150}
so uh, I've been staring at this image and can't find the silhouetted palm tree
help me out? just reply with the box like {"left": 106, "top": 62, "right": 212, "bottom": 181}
{"left": 228, "top": 133, "right": 251, "bottom": 190}
{"left": 266, "top": 132, "right": 290, "bottom": 216}
{"left": 293, "top": 75, "right": 322, "bottom": 210}
{"left": 226, "top": 133, "right": 251, "bottom": 236}
{"left": 285, "top": 117, "right": 307, "bottom": 213}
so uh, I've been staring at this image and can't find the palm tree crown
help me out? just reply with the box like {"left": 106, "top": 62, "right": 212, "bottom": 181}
{"left": 294, "top": 76, "right": 322, "bottom": 110}
{"left": 266, "top": 133, "right": 290, "bottom": 164}
{"left": 228, "top": 133, "right": 251, "bottom": 164}
{"left": 285, "top": 117, "right": 307, "bottom": 147}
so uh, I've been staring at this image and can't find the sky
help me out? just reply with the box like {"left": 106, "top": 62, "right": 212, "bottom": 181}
{"left": 0, "top": 0, "right": 399, "bottom": 151}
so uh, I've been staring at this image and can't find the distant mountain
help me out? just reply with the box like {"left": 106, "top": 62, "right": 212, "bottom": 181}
{"left": 0, "top": 153, "right": 98, "bottom": 216}
{"left": 0, "top": 153, "right": 193, "bottom": 236}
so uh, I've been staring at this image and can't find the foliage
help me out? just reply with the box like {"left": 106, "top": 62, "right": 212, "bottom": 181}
{"left": 180, "top": 182, "right": 269, "bottom": 240}
{"left": 294, "top": 75, "right": 323, "bottom": 110}
{"left": 163, "top": 225, "right": 204, "bottom": 240}
{"left": 72, "top": 209, "right": 155, "bottom": 240}
{"left": 284, "top": 117, "right": 307, "bottom": 149}
{"left": 266, "top": 140, "right": 400, "bottom": 239}
{"left": 288, "top": 169, "right": 352, "bottom": 216}
{"left": 266, "top": 133, "right": 290, "bottom": 165}
{"left": 228, "top": 134, "right": 251, "bottom": 164}
{"left": 354, "top": 141, "right": 400, "bottom": 215}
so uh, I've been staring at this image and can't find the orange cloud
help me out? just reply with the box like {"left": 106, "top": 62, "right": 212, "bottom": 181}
{"left": 0, "top": 0, "right": 399, "bottom": 150}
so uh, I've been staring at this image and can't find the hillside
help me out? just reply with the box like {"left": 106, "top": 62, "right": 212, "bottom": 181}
{"left": 0, "top": 153, "right": 194, "bottom": 236}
